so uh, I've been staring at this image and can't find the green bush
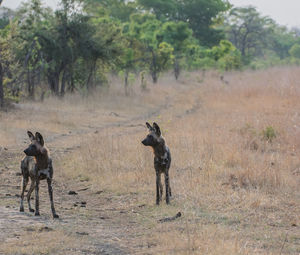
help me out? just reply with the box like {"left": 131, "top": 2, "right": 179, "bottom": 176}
{"left": 261, "top": 126, "right": 276, "bottom": 142}
{"left": 289, "top": 44, "right": 300, "bottom": 59}
{"left": 185, "top": 40, "right": 242, "bottom": 71}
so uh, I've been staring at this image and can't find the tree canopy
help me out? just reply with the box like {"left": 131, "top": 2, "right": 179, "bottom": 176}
{"left": 0, "top": 0, "right": 299, "bottom": 106}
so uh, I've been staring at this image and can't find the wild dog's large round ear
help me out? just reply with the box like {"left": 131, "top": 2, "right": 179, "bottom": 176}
{"left": 27, "top": 131, "right": 35, "bottom": 141}
{"left": 146, "top": 122, "right": 154, "bottom": 131}
{"left": 35, "top": 132, "right": 44, "bottom": 146}
{"left": 153, "top": 122, "right": 161, "bottom": 136}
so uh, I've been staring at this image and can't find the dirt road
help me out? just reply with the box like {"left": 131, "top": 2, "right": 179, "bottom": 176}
{"left": 0, "top": 81, "right": 201, "bottom": 255}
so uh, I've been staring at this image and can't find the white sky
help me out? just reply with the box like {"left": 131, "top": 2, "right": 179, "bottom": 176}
{"left": 1, "top": 0, "right": 300, "bottom": 28}
{"left": 1, "top": 0, "right": 59, "bottom": 10}
{"left": 230, "top": 0, "right": 300, "bottom": 28}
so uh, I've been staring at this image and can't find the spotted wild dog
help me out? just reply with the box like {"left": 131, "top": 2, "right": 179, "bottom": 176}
{"left": 142, "top": 122, "right": 172, "bottom": 205}
{"left": 20, "top": 131, "right": 59, "bottom": 218}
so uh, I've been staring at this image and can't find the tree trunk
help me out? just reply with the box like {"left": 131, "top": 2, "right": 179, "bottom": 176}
{"left": 54, "top": 73, "right": 59, "bottom": 96}
{"left": 151, "top": 71, "right": 158, "bottom": 84}
{"left": 86, "top": 71, "right": 93, "bottom": 91}
{"left": 69, "top": 74, "right": 75, "bottom": 93}
{"left": 124, "top": 69, "right": 129, "bottom": 96}
{"left": 27, "top": 69, "right": 35, "bottom": 100}
{"left": 174, "top": 58, "right": 180, "bottom": 80}
{"left": 48, "top": 72, "right": 60, "bottom": 96}
{"left": 151, "top": 51, "right": 158, "bottom": 84}
{"left": 86, "top": 62, "right": 96, "bottom": 91}
{"left": 60, "top": 69, "right": 67, "bottom": 97}
{"left": 40, "top": 91, "right": 45, "bottom": 102}
{"left": 0, "top": 63, "right": 4, "bottom": 108}
{"left": 48, "top": 76, "right": 55, "bottom": 94}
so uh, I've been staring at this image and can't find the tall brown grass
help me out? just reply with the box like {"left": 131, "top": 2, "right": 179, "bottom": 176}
{"left": 56, "top": 67, "right": 300, "bottom": 254}
{"left": 1, "top": 67, "right": 299, "bottom": 254}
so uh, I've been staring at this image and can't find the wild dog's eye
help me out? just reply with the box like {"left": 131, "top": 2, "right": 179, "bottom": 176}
{"left": 31, "top": 144, "right": 37, "bottom": 149}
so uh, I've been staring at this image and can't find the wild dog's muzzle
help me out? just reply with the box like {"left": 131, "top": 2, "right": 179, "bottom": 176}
{"left": 23, "top": 148, "right": 31, "bottom": 156}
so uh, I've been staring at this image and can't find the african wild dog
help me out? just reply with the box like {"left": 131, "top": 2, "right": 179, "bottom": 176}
{"left": 20, "top": 131, "right": 59, "bottom": 218}
{"left": 142, "top": 122, "right": 171, "bottom": 205}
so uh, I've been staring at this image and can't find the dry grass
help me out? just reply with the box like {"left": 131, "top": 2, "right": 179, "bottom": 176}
{"left": 0, "top": 228, "right": 83, "bottom": 255}
{"left": 0, "top": 78, "right": 167, "bottom": 149}
{"left": 1, "top": 67, "right": 300, "bottom": 254}
{"left": 57, "top": 67, "right": 300, "bottom": 254}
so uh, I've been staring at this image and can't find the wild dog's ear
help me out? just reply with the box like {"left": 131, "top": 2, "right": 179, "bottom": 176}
{"left": 27, "top": 131, "right": 35, "bottom": 141}
{"left": 146, "top": 122, "right": 154, "bottom": 131}
{"left": 35, "top": 132, "right": 44, "bottom": 146}
{"left": 153, "top": 122, "right": 161, "bottom": 136}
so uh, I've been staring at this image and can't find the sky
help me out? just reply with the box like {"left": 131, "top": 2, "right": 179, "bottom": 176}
{"left": 1, "top": 0, "right": 300, "bottom": 28}
{"left": 1, "top": 0, "right": 60, "bottom": 10}
{"left": 230, "top": 0, "right": 300, "bottom": 28}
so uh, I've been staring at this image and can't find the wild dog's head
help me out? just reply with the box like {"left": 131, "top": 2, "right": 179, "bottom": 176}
{"left": 23, "top": 131, "right": 46, "bottom": 157}
{"left": 142, "top": 122, "right": 164, "bottom": 147}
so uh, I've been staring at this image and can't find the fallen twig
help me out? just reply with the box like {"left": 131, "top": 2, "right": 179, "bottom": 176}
{"left": 158, "top": 212, "right": 182, "bottom": 223}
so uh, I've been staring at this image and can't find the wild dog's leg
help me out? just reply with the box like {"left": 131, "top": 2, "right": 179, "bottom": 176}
{"left": 159, "top": 180, "right": 163, "bottom": 201}
{"left": 169, "top": 185, "right": 172, "bottom": 197}
{"left": 20, "top": 176, "right": 28, "bottom": 212}
{"left": 34, "top": 167, "right": 40, "bottom": 216}
{"left": 165, "top": 171, "right": 170, "bottom": 204}
{"left": 27, "top": 180, "right": 35, "bottom": 212}
{"left": 47, "top": 178, "right": 59, "bottom": 218}
{"left": 156, "top": 170, "right": 161, "bottom": 205}
{"left": 47, "top": 159, "right": 59, "bottom": 218}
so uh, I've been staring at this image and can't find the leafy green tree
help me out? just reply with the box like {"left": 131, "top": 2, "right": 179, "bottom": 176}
{"left": 14, "top": 0, "right": 48, "bottom": 99}
{"left": 118, "top": 40, "right": 142, "bottom": 95}
{"left": 157, "top": 21, "right": 193, "bottom": 79}
{"left": 289, "top": 44, "right": 300, "bottom": 59}
{"left": 3, "top": 0, "right": 297, "bottom": 101}
{"left": 184, "top": 43, "right": 208, "bottom": 70}
{"left": 86, "top": 16, "right": 122, "bottom": 89}
{"left": 0, "top": 21, "right": 21, "bottom": 107}
{"left": 184, "top": 39, "right": 241, "bottom": 71}
{"left": 84, "top": 0, "right": 137, "bottom": 22}
{"left": 88, "top": 16, "right": 131, "bottom": 95}
{"left": 0, "top": 37, "right": 8, "bottom": 107}
{"left": 0, "top": 7, "right": 14, "bottom": 29}
{"left": 127, "top": 14, "right": 174, "bottom": 83}
{"left": 138, "top": 0, "right": 229, "bottom": 46}
{"left": 177, "top": 0, "right": 229, "bottom": 46}
{"left": 209, "top": 40, "right": 242, "bottom": 70}
{"left": 152, "top": 41, "right": 174, "bottom": 81}
{"left": 225, "top": 7, "right": 275, "bottom": 62}
{"left": 270, "top": 26, "right": 297, "bottom": 59}
{"left": 225, "top": 6, "right": 300, "bottom": 66}
{"left": 137, "top": 0, "right": 177, "bottom": 21}
{"left": 8, "top": 0, "right": 122, "bottom": 99}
